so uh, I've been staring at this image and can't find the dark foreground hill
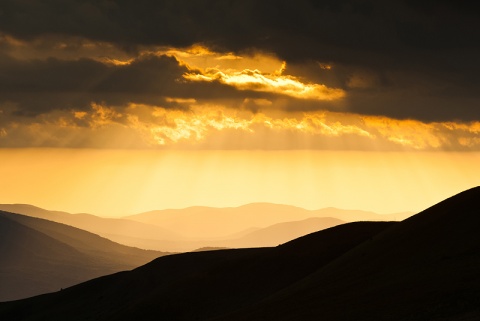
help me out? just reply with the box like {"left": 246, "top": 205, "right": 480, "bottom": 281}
{"left": 0, "top": 211, "right": 169, "bottom": 301}
{"left": 0, "top": 220, "right": 392, "bottom": 320}
{"left": 0, "top": 187, "right": 479, "bottom": 320}
{"left": 218, "top": 186, "right": 480, "bottom": 321}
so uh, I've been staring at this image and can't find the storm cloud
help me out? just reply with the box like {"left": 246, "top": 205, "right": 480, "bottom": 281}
{"left": 0, "top": 0, "right": 479, "bottom": 122}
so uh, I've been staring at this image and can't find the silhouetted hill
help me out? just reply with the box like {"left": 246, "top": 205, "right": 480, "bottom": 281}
{"left": 217, "top": 186, "right": 480, "bottom": 320}
{"left": 0, "top": 211, "right": 168, "bottom": 301}
{"left": 0, "top": 221, "right": 393, "bottom": 320}
{"left": 0, "top": 187, "right": 477, "bottom": 320}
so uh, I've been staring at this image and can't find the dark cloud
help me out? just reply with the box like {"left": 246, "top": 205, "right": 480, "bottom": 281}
{"left": 2, "top": 1, "right": 478, "bottom": 60}
{"left": 0, "top": 54, "right": 172, "bottom": 114}
{"left": 0, "top": 0, "right": 479, "bottom": 121}
{"left": 0, "top": 53, "right": 262, "bottom": 115}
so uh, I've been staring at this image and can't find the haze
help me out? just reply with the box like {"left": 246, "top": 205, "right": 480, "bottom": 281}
{"left": 0, "top": 149, "right": 478, "bottom": 217}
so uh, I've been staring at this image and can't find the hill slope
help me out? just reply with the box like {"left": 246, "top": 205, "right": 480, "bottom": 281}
{"left": 0, "top": 187, "right": 477, "bottom": 320}
{"left": 0, "top": 221, "right": 393, "bottom": 319}
{"left": 0, "top": 211, "right": 168, "bottom": 301}
{"left": 218, "top": 186, "right": 480, "bottom": 320}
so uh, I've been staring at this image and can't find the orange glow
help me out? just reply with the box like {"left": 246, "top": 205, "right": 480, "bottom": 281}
{"left": 0, "top": 33, "right": 26, "bottom": 47}
{"left": 0, "top": 149, "right": 478, "bottom": 217}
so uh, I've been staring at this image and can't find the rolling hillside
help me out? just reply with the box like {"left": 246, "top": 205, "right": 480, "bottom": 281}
{"left": 0, "top": 220, "right": 392, "bottom": 320}
{"left": 219, "top": 186, "right": 480, "bottom": 320}
{"left": 0, "top": 211, "right": 168, "bottom": 301}
{"left": 1, "top": 187, "right": 477, "bottom": 320}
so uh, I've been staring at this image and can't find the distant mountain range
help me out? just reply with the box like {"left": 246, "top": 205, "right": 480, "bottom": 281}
{"left": 0, "top": 211, "right": 169, "bottom": 301}
{"left": 126, "top": 203, "right": 412, "bottom": 237}
{"left": 0, "top": 203, "right": 412, "bottom": 251}
{"left": 214, "top": 216, "right": 345, "bottom": 248}
{"left": 0, "top": 187, "right": 478, "bottom": 320}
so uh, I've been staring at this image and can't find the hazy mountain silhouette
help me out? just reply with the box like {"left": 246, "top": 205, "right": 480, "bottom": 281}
{"left": 126, "top": 203, "right": 411, "bottom": 238}
{"left": 94, "top": 217, "right": 343, "bottom": 252}
{"left": 0, "top": 187, "right": 478, "bottom": 320}
{"left": 0, "top": 204, "right": 185, "bottom": 250}
{"left": 216, "top": 217, "right": 345, "bottom": 248}
{"left": 0, "top": 203, "right": 409, "bottom": 252}
{"left": 0, "top": 211, "right": 168, "bottom": 301}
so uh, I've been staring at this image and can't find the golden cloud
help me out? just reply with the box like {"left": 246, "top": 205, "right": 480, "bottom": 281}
{"left": 153, "top": 45, "right": 346, "bottom": 102}
{"left": 69, "top": 103, "right": 476, "bottom": 151}
{"left": 89, "top": 103, "right": 123, "bottom": 128}
{"left": 362, "top": 116, "right": 480, "bottom": 150}
{"left": 158, "top": 45, "right": 282, "bottom": 74}
{"left": 183, "top": 67, "right": 345, "bottom": 101}
{"left": 362, "top": 117, "right": 443, "bottom": 149}
{"left": 1, "top": 101, "right": 479, "bottom": 151}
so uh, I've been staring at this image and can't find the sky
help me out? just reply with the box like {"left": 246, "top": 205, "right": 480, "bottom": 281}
{"left": 0, "top": 0, "right": 478, "bottom": 216}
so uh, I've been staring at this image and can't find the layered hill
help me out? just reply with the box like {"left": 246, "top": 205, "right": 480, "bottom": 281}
{"left": 1, "top": 187, "right": 477, "bottom": 320}
{"left": 0, "top": 220, "right": 392, "bottom": 320}
{"left": 0, "top": 203, "right": 405, "bottom": 251}
{"left": 216, "top": 217, "right": 345, "bottom": 248}
{"left": 126, "top": 203, "right": 411, "bottom": 238}
{"left": 0, "top": 211, "right": 168, "bottom": 301}
{"left": 0, "top": 204, "right": 183, "bottom": 250}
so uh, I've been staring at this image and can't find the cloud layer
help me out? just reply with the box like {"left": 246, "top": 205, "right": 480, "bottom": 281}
{"left": 1, "top": 101, "right": 478, "bottom": 151}
{"left": 0, "top": 0, "right": 478, "bottom": 149}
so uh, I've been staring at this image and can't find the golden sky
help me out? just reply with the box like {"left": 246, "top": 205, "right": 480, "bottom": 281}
{"left": 0, "top": 149, "right": 478, "bottom": 216}
{"left": 0, "top": 2, "right": 478, "bottom": 216}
